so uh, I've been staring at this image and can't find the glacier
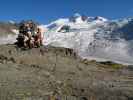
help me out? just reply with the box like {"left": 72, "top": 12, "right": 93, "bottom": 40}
{"left": 43, "top": 14, "right": 133, "bottom": 65}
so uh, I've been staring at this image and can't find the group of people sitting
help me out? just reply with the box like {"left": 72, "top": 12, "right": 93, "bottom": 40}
{"left": 17, "top": 20, "right": 43, "bottom": 48}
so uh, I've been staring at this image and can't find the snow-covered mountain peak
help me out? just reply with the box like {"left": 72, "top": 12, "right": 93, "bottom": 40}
{"left": 93, "top": 16, "right": 108, "bottom": 22}
{"left": 51, "top": 18, "right": 69, "bottom": 25}
{"left": 69, "top": 13, "right": 89, "bottom": 23}
{"left": 8, "top": 20, "right": 16, "bottom": 24}
{"left": 73, "top": 13, "right": 81, "bottom": 17}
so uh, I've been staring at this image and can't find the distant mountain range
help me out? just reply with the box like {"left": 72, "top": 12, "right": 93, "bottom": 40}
{"left": 44, "top": 14, "right": 133, "bottom": 64}
{"left": 0, "top": 14, "right": 133, "bottom": 64}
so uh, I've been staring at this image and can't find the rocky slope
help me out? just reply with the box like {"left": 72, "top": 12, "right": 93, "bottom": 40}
{"left": 0, "top": 22, "right": 18, "bottom": 45}
{"left": 0, "top": 44, "right": 132, "bottom": 100}
{"left": 0, "top": 21, "right": 17, "bottom": 36}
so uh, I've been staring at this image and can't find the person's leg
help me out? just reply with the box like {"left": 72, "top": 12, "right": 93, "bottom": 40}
{"left": 36, "top": 39, "right": 40, "bottom": 47}
{"left": 24, "top": 36, "right": 29, "bottom": 48}
{"left": 40, "top": 38, "right": 43, "bottom": 46}
{"left": 31, "top": 38, "right": 35, "bottom": 48}
{"left": 29, "top": 38, "right": 34, "bottom": 49}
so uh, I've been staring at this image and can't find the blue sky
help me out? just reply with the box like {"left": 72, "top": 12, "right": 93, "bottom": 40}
{"left": 0, "top": 0, "right": 133, "bottom": 24}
